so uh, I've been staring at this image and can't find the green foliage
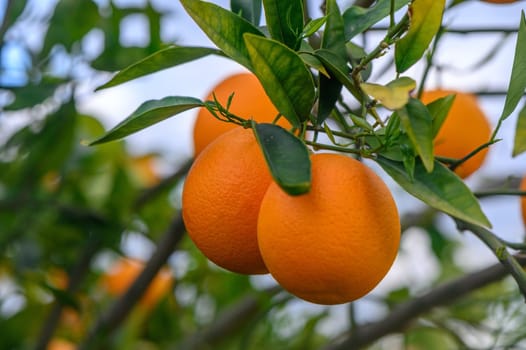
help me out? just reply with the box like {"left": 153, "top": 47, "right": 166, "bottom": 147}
{"left": 89, "top": 96, "right": 204, "bottom": 145}
{"left": 2, "top": 0, "right": 526, "bottom": 349}
{"left": 395, "top": 0, "right": 445, "bottom": 73}
{"left": 376, "top": 157, "right": 491, "bottom": 228}
{"left": 253, "top": 123, "right": 311, "bottom": 195}
{"left": 500, "top": 11, "right": 526, "bottom": 121}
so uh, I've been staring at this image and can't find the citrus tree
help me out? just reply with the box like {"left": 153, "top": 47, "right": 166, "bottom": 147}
{"left": 1, "top": 0, "right": 526, "bottom": 349}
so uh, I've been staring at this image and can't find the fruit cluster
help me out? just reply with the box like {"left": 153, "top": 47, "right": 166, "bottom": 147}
{"left": 182, "top": 73, "right": 402, "bottom": 305}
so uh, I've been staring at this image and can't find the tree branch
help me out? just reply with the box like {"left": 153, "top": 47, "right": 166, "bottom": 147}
{"left": 78, "top": 213, "right": 186, "bottom": 350}
{"left": 323, "top": 254, "right": 526, "bottom": 350}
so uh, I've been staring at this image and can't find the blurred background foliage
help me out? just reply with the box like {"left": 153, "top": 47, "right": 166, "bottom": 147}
{"left": 1, "top": 0, "right": 525, "bottom": 349}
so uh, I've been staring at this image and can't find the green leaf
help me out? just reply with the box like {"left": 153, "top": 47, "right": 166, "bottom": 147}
{"left": 180, "top": 0, "right": 264, "bottom": 70}
{"left": 262, "top": 0, "right": 304, "bottom": 50}
{"left": 398, "top": 98, "right": 434, "bottom": 172}
{"left": 361, "top": 76, "right": 416, "bottom": 110}
{"left": 317, "top": 0, "right": 346, "bottom": 125}
{"left": 500, "top": 11, "right": 526, "bottom": 120}
{"left": 231, "top": 0, "right": 262, "bottom": 25}
{"left": 4, "top": 77, "right": 68, "bottom": 110}
{"left": 376, "top": 156, "right": 491, "bottom": 228}
{"left": 89, "top": 96, "right": 203, "bottom": 145}
{"left": 512, "top": 102, "right": 526, "bottom": 157}
{"left": 252, "top": 123, "right": 311, "bottom": 195}
{"left": 343, "top": 0, "right": 410, "bottom": 40}
{"left": 96, "top": 46, "right": 222, "bottom": 90}
{"left": 302, "top": 16, "right": 327, "bottom": 38}
{"left": 315, "top": 49, "right": 360, "bottom": 98}
{"left": 244, "top": 34, "right": 315, "bottom": 128}
{"left": 395, "top": 0, "right": 445, "bottom": 73}
{"left": 426, "top": 93, "right": 455, "bottom": 137}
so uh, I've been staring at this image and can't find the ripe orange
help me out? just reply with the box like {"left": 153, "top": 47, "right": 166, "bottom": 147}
{"left": 257, "top": 153, "right": 400, "bottom": 305}
{"left": 47, "top": 338, "right": 76, "bottom": 350}
{"left": 520, "top": 176, "right": 526, "bottom": 226}
{"left": 193, "top": 72, "right": 284, "bottom": 156}
{"left": 421, "top": 90, "right": 491, "bottom": 179}
{"left": 101, "top": 257, "right": 173, "bottom": 309}
{"left": 182, "top": 127, "right": 271, "bottom": 274}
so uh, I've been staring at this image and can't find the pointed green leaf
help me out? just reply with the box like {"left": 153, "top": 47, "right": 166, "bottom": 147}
{"left": 231, "top": 0, "right": 262, "bottom": 25}
{"left": 302, "top": 17, "right": 327, "bottom": 38}
{"left": 96, "top": 46, "right": 222, "bottom": 90}
{"left": 361, "top": 76, "right": 416, "bottom": 110}
{"left": 262, "top": 0, "right": 304, "bottom": 50}
{"left": 512, "top": 102, "right": 526, "bottom": 157}
{"left": 180, "top": 0, "right": 264, "bottom": 70}
{"left": 89, "top": 96, "right": 203, "bottom": 145}
{"left": 253, "top": 123, "right": 311, "bottom": 195}
{"left": 395, "top": 0, "right": 445, "bottom": 73}
{"left": 244, "top": 34, "right": 315, "bottom": 128}
{"left": 376, "top": 156, "right": 491, "bottom": 228}
{"left": 500, "top": 11, "right": 526, "bottom": 120}
{"left": 426, "top": 94, "right": 455, "bottom": 137}
{"left": 398, "top": 98, "right": 434, "bottom": 172}
{"left": 318, "top": 0, "right": 346, "bottom": 125}
{"left": 343, "top": 0, "right": 410, "bottom": 40}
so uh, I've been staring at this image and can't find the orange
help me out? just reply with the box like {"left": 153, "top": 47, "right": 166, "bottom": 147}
{"left": 193, "top": 72, "right": 284, "bottom": 156}
{"left": 129, "top": 154, "right": 160, "bottom": 186}
{"left": 421, "top": 90, "right": 491, "bottom": 179}
{"left": 520, "top": 176, "right": 526, "bottom": 226}
{"left": 101, "top": 257, "right": 173, "bottom": 309}
{"left": 182, "top": 127, "right": 271, "bottom": 274}
{"left": 257, "top": 153, "right": 400, "bottom": 305}
{"left": 47, "top": 338, "right": 76, "bottom": 350}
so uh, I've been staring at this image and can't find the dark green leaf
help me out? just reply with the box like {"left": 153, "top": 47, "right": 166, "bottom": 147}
{"left": 426, "top": 93, "right": 455, "bottom": 137}
{"left": 376, "top": 156, "right": 491, "bottom": 228}
{"left": 500, "top": 11, "right": 526, "bottom": 120}
{"left": 398, "top": 98, "right": 434, "bottom": 172}
{"left": 253, "top": 123, "right": 311, "bottom": 195}
{"left": 89, "top": 96, "right": 203, "bottom": 145}
{"left": 244, "top": 34, "right": 315, "bottom": 128}
{"left": 343, "top": 0, "right": 410, "bottom": 40}
{"left": 231, "top": 0, "right": 262, "bottom": 25}
{"left": 180, "top": 0, "right": 264, "bottom": 70}
{"left": 395, "top": 0, "right": 445, "bottom": 73}
{"left": 317, "top": 0, "right": 346, "bottom": 125}
{"left": 96, "top": 46, "right": 222, "bottom": 90}
{"left": 262, "top": 0, "right": 304, "bottom": 50}
{"left": 315, "top": 49, "right": 360, "bottom": 98}
{"left": 512, "top": 102, "right": 526, "bottom": 157}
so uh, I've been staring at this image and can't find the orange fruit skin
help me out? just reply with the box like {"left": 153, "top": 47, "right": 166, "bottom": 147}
{"left": 102, "top": 257, "right": 173, "bottom": 309}
{"left": 257, "top": 153, "right": 401, "bottom": 305}
{"left": 421, "top": 90, "right": 491, "bottom": 179}
{"left": 193, "top": 73, "right": 283, "bottom": 156}
{"left": 520, "top": 177, "right": 526, "bottom": 226}
{"left": 182, "top": 127, "right": 271, "bottom": 274}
